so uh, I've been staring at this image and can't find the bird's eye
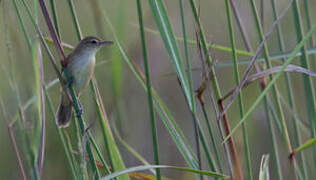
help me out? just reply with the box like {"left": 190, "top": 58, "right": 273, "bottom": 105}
{"left": 90, "top": 40, "right": 98, "bottom": 44}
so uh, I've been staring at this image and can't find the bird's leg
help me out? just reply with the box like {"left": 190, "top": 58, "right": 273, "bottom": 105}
{"left": 76, "top": 99, "right": 83, "bottom": 118}
{"left": 66, "top": 76, "right": 74, "bottom": 88}
{"left": 65, "top": 76, "right": 83, "bottom": 118}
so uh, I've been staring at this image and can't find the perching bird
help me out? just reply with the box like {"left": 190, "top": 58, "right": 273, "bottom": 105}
{"left": 56, "top": 36, "right": 113, "bottom": 128}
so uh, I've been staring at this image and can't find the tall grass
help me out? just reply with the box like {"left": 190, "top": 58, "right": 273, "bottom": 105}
{"left": 1, "top": 0, "right": 316, "bottom": 179}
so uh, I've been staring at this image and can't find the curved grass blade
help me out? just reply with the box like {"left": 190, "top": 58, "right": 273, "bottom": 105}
{"left": 128, "top": 172, "right": 171, "bottom": 180}
{"left": 147, "top": 0, "right": 192, "bottom": 110}
{"left": 136, "top": 25, "right": 254, "bottom": 57}
{"left": 290, "top": 138, "right": 316, "bottom": 158}
{"left": 101, "top": 165, "right": 229, "bottom": 180}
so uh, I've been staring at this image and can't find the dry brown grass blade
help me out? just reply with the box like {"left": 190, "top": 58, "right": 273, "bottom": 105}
{"left": 221, "top": 64, "right": 316, "bottom": 101}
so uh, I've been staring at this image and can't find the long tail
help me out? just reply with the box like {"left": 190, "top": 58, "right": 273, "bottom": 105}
{"left": 56, "top": 92, "right": 73, "bottom": 128}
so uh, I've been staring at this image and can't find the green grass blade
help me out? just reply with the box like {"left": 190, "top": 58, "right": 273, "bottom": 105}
{"left": 292, "top": 0, "right": 316, "bottom": 170}
{"left": 43, "top": 88, "right": 78, "bottom": 179}
{"left": 140, "top": 25, "right": 254, "bottom": 57}
{"left": 224, "top": 0, "right": 252, "bottom": 179}
{"left": 49, "top": 0, "right": 60, "bottom": 37}
{"left": 101, "top": 165, "right": 229, "bottom": 180}
{"left": 90, "top": 79, "right": 128, "bottom": 180}
{"left": 12, "top": 0, "right": 43, "bottom": 177}
{"left": 249, "top": 0, "right": 292, "bottom": 153}
{"left": 291, "top": 138, "right": 316, "bottom": 156}
{"left": 177, "top": 1, "right": 205, "bottom": 175}
{"left": 147, "top": 0, "right": 192, "bottom": 110}
{"left": 215, "top": 46, "right": 316, "bottom": 68}
{"left": 136, "top": 0, "right": 161, "bottom": 179}
{"left": 271, "top": 0, "right": 306, "bottom": 178}
{"left": 66, "top": 0, "right": 82, "bottom": 40}
{"left": 178, "top": 0, "right": 194, "bottom": 111}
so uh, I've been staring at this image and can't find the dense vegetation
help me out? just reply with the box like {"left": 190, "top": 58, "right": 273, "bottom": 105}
{"left": 1, "top": 0, "right": 316, "bottom": 179}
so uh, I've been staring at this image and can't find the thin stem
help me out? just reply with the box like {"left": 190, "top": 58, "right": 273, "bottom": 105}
{"left": 249, "top": 0, "right": 292, "bottom": 153}
{"left": 66, "top": 0, "right": 82, "bottom": 40}
{"left": 49, "top": 0, "right": 60, "bottom": 37}
{"left": 43, "top": 87, "right": 77, "bottom": 179}
{"left": 224, "top": 1, "right": 252, "bottom": 179}
{"left": 271, "top": 0, "right": 306, "bottom": 178}
{"left": 292, "top": 0, "right": 316, "bottom": 171}
{"left": 136, "top": 1, "right": 161, "bottom": 179}
{"left": 188, "top": 0, "right": 242, "bottom": 178}
{"left": 178, "top": 1, "right": 204, "bottom": 176}
{"left": 200, "top": 105, "right": 222, "bottom": 172}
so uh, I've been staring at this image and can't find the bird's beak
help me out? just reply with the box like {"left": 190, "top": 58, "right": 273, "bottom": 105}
{"left": 100, "top": 41, "right": 114, "bottom": 46}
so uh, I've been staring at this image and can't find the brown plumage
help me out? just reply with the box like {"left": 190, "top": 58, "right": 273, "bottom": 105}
{"left": 56, "top": 36, "right": 113, "bottom": 128}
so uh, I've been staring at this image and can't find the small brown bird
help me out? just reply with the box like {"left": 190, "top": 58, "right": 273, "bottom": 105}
{"left": 56, "top": 36, "right": 113, "bottom": 128}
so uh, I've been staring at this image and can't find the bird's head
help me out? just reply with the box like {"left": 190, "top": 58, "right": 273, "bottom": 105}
{"left": 76, "top": 36, "right": 113, "bottom": 53}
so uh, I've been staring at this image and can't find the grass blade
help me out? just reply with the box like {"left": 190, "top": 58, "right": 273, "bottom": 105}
{"left": 101, "top": 165, "right": 229, "bottom": 180}
{"left": 290, "top": 138, "right": 316, "bottom": 158}
{"left": 259, "top": 154, "right": 270, "bottom": 180}
{"left": 224, "top": 0, "right": 252, "bottom": 179}
{"left": 147, "top": 0, "right": 192, "bottom": 110}
{"left": 292, "top": 0, "right": 316, "bottom": 169}
{"left": 136, "top": 0, "right": 161, "bottom": 179}
{"left": 90, "top": 79, "right": 128, "bottom": 180}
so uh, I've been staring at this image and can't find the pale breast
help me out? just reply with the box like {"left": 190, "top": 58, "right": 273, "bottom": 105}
{"left": 68, "top": 53, "right": 96, "bottom": 95}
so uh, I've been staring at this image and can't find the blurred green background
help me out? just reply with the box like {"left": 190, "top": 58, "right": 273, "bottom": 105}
{"left": 1, "top": 0, "right": 316, "bottom": 179}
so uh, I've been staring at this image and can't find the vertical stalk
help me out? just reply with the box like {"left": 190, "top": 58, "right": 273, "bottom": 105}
{"left": 271, "top": 0, "right": 308, "bottom": 179}
{"left": 66, "top": 0, "right": 82, "bottom": 40}
{"left": 43, "top": 88, "right": 78, "bottom": 179}
{"left": 224, "top": 1, "right": 252, "bottom": 179}
{"left": 188, "top": 0, "right": 242, "bottom": 179}
{"left": 228, "top": 0, "right": 284, "bottom": 178}
{"left": 201, "top": 106, "right": 222, "bottom": 172}
{"left": 49, "top": 0, "right": 60, "bottom": 37}
{"left": 248, "top": 0, "right": 292, "bottom": 155}
{"left": 292, "top": 0, "right": 316, "bottom": 172}
{"left": 136, "top": 1, "right": 161, "bottom": 179}
{"left": 178, "top": 0, "right": 203, "bottom": 175}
